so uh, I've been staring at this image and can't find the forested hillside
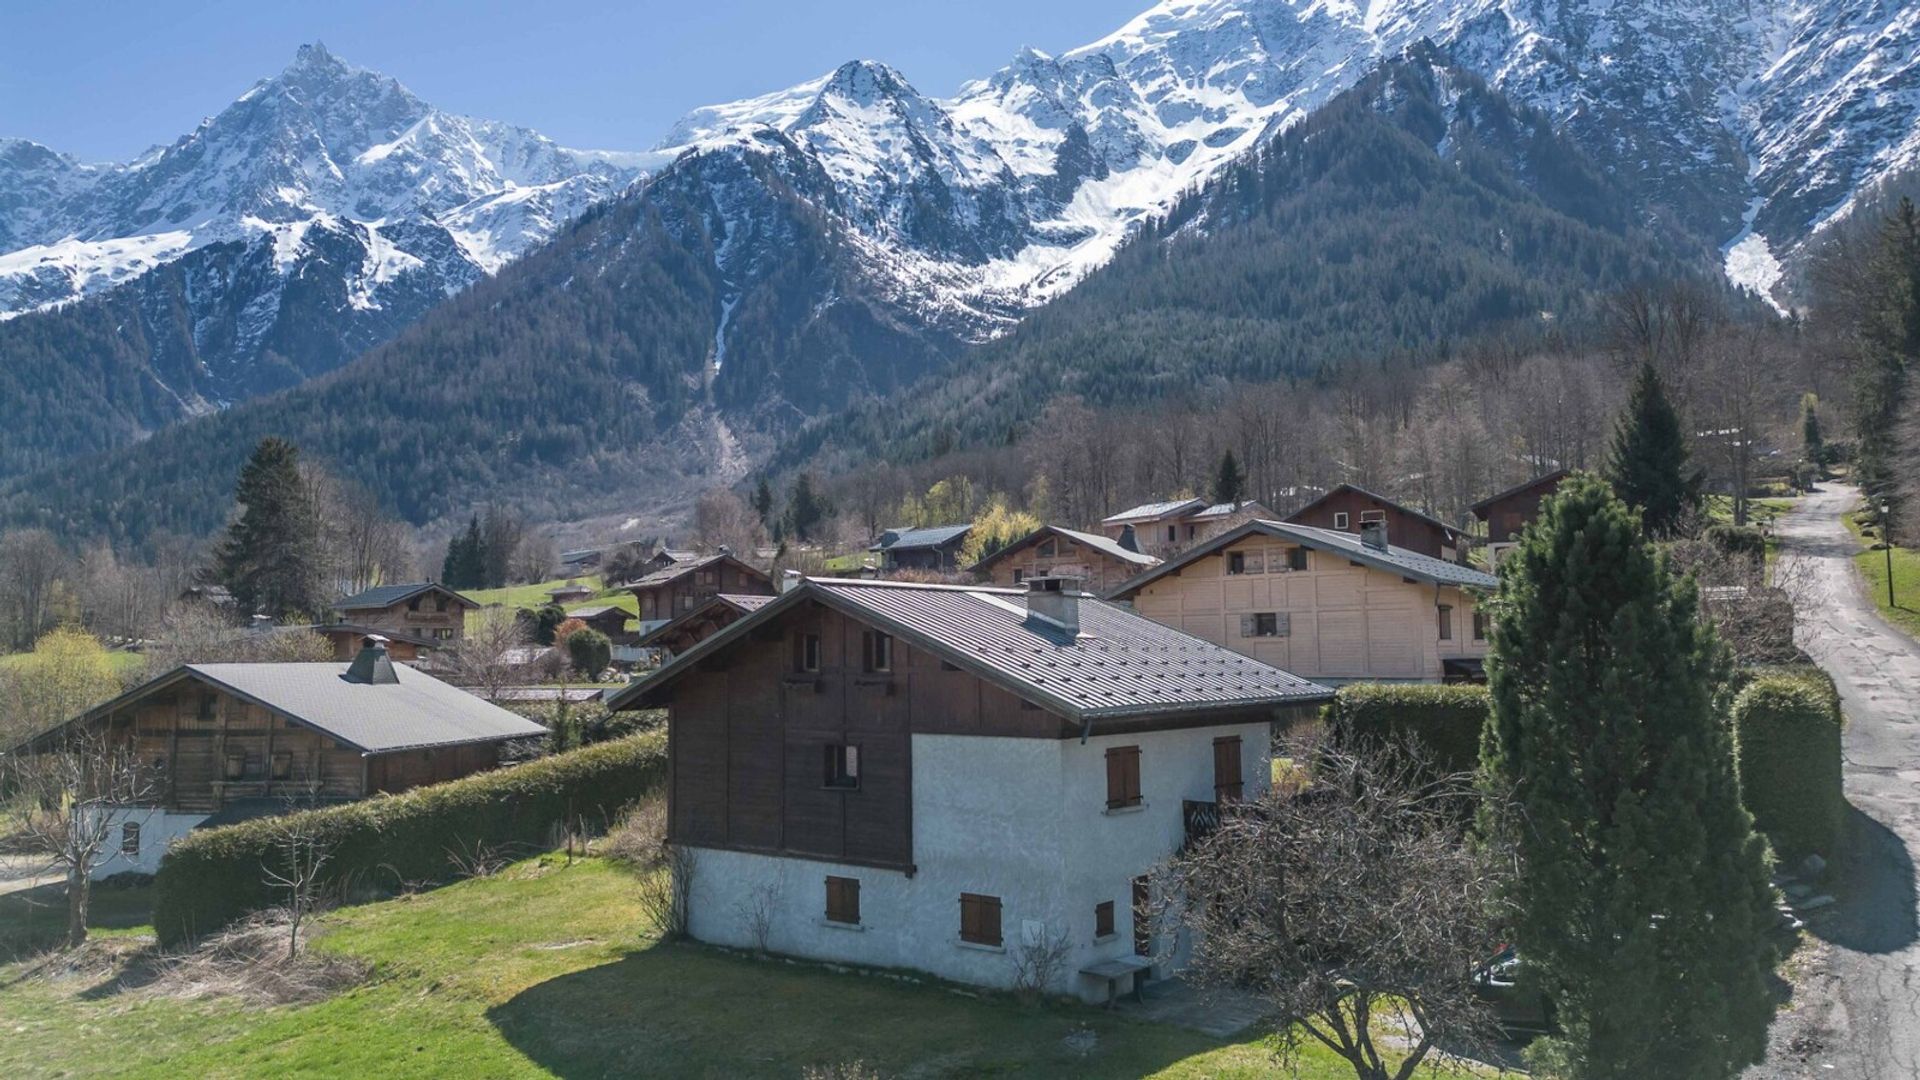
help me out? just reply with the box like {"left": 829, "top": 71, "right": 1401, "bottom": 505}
{"left": 789, "top": 53, "right": 1726, "bottom": 472}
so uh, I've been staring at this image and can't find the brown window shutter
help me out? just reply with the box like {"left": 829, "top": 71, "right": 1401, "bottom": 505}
{"left": 1095, "top": 900, "right": 1115, "bottom": 939}
{"left": 1213, "top": 736, "right": 1244, "bottom": 801}
{"left": 1106, "top": 746, "right": 1141, "bottom": 808}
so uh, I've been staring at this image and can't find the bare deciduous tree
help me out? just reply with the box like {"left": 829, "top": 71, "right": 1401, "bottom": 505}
{"left": 261, "top": 794, "right": 332, "bottom": 961}
{"left": 3, "top": 726, "right": 158, "bottom": 948}
{"left": 1159, "top": 736, "right": 1511, "bottom": 1080}
{"left": 143, "top": 604, "right": 334, "bottom": 676}
{"left": 694, "top": 488, "right": 769, "bottom": 555}
{"left": 453, "top": 607, "right": 532, "bottom": 702}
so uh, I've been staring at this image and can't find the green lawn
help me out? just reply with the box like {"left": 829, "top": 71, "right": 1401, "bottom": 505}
{"left": 465, "top": 578, "right": 638, "bottom": 619}
{"left": 0, "top": 649, "right": 145, "bottom": 677}
{"left": 0, "top": 857, "right": 1463, "bottom": 1079}
{"left": 1703, "top": 494, "right": 1797, "bottom": 529}
{"left": 1843, "top": 509, "right": 1920, "bottom": 640}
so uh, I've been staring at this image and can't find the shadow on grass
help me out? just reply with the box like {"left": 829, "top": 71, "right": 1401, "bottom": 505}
{"left": 1805, "top": 804, "right": 1917, "bottom": 956}
{"left": 485, "top": 940, "right": 1225, "bottom": 1079}
{"left": 0, "top": 878, "right": 154, "bottom": 962}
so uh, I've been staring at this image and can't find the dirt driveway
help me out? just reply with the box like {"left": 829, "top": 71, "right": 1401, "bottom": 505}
{"left": 1747, "top": 484, "right": 1920, "bottom": 1079}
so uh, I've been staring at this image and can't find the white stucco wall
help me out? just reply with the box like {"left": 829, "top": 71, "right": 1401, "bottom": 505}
{"left": 83, "top": 805, "right": 206, "bottom": 878}
{"left": 683, "top": 719, "right": 1271, "bottom": 1002}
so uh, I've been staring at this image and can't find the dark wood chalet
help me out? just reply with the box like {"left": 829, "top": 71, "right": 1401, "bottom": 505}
{"left": 1470, "top": 470, "right": 1569, "bottom": 565}
{"left": 332, "top": 582, "right": 479, "bottom": 647}
{"left": 869, "top": 524, "right": 973, "bottom": 573}
{"left": 565, "top": 604, "right": 637, "bottom": 644}
{"left": 636, "top": 593, "right": 777, "bottom": 657}
{"left": 1284, "top": 484, "right": 1463, "bottom": 560}
{"left": 969, "top": 525, "right": 1161, "bottom": 593}
{"left": 628, "top": 555, "right": 775, "bottom": 633}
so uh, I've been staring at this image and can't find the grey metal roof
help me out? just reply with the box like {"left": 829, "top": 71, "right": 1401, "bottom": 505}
{"left": 869, "top": 523, "right": 973, "bottom": 552}
{"left": 180, "top": 662, "right": 546, "bottom": 753}
{"left": 969, "top": 525, "right": 1161, "bottom": 573}
{"left": 1109, "top": 520, "right": 1499, "bottom": 598}
{"left": 1191, "top": 500, "right": 1274, "bottom": 521}
{"left": 613, "top": 578, "right": 1331, "bottom": 721}
{"left": 1102, "top": 498, "right": 1206, "bottom": 525}
{"left": 622, "top": 553, "right": 771, "bottom": 591}
{"left": 335, "top": 582, "right": 478, "bottom": 611}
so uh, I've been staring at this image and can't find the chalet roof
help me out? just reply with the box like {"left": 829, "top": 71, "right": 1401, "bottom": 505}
{"left": 27, "top": 662, "right": 545, "bottom": 756}
{"left": 968, "top": 525, "right": 1162, "bottom": 574}
{"left": 869, "top": 524, "right": 973, "bottom": 553}
{"left": 335, "top": 582, "right": 478, "bottom": 612}
{"left": 1285, "top": 484, "right": 1460, "bottom": 538}
{"left": 309, "top": 623, "right": 439, "bottom": 650}
{"left": 1101, "top": 498, "right": 1207, "bottom": 526}
{"left": 565, "top": 605, "right": 625, "bottom": 619}
{"left": 1190, "top": 500, "right": 1274, "bottom": 522}
{"left": 624, "top": 554, "right": 769, "bottom": 591}
{"left": 1107, "top": 519, "right": 1499, "bottom": 599}
{"left": 1469, "top": 469, "right": 1571, "bottom": 518}
{"left": 612, "top": 578, "right": 1332, "bottom": 721}
{"left": 635, "top": 593, "right": 776, "bottom": 648}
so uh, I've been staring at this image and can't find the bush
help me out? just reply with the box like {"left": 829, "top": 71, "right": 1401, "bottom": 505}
{"left": 1705, "top": 525, "right": 1767, "bottom": 559}
{"left": 1732, "top": 671, "right": 1844, "bottom": 860}
{"left": 568, "top": 628, "right": 613, "bottom": 680}
{"left": 1323, "top": 683, "right": 1490, "bottom": 776}
{"left": 152, "top": 732, "right": 666, "bottom": 947}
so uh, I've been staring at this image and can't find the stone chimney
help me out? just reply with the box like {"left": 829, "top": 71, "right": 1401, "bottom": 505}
{"left": 1360, "top": 520, "right": 1389, "bottom": 552}
{"left": 1025, "top": 575, "right": 1083, "bottom": 636}
{"left": 345, "top": 635, "right": 399, "bottom": 685}
{"left": 1118, "top": 524, "right": 1141, "bottom": 554}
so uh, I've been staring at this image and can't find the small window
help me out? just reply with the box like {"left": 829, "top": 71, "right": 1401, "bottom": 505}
{"left": 1166, "top": 525, "right": 1177, "bottom": 544}
{"left": 678, "top": 593, "right": 694, "bottom": 612}
{"left": 434, "top": 627, "right": 455, "bottom": 640}
{"left": 224, "top": 752, "right": 245, "bottom": 780}
{"left": 1038, "top": 539, "right": 1057, "bottom": 557}
{"left": 1473, "top": 610, "right": 1492, "bottom": 641}
{"left": 1227, "top": 551, "right": 1246, "bottom": 575}
{"left": 435, "top": 596, "right": 449, "bottom": 612}
{"left": 826, "top": 876, "right": 861, "bottom": 925}
{"left": 793, "top": 633, "right": 822, "bottom": 673}
{"left": 1213, "top": 736, "right": 1244, "bottom": 801}
{"left": 1359, "top": 509, "right": 1387, "bottom": 525}
{"left": 960, "top": 893, "right": 1003, "bottom": 947}
{"left": 824, "top": 744, "right": 860, "bottom": 789}
{"left": 1105, "top": 745, "right": 1142, "bottom": 809}
{"left": 1241, "top": 612, "right": 1289, "bottom": 638}
{"left": 271, "top": 752, "right": 293, "bottom": 781}
{"left": 408, "top": 596, "right": 422, "bottom": 612}
{"left": 1288, "top": 547, "right": 1309, "bottom": 572}
{"left": 1438, "top": 604, "right": 1454, "bottom": 641}
{"left": 120, "top": 822, "right": 141, "bottom": 856}
{"left": 1095, "top": 900, "right": 1116, "bottom": 940}
{"left": 196, "top": 693, "right": 217, "bottom": 721}
{"left": 1333, "top": 512, "right": 1350, "bottom": 530}
{"left": 863, "top": 631, "right": 893, "bottom": 673}
{"left": 1011, "top": 569, "right": 1024, "bottom": 584}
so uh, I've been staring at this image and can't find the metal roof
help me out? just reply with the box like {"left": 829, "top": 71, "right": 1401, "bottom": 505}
{"left": 1101, "top": 498, "right": 1206, "bottom": 525}
{"left": 868, "top": 523, "right": 973, "bottom": 552}
{"left": 623, "top": 554, "right": 769, "bottom": 591}
{"left": 635, "top": 593, "right": 777, "bottom": 648}
{"left": 1191, "top": 500, "right": 1274, "bottom": 521}
{"left": 335, "top": 582, "right": 478, "bottom": 611}
{"left": 1108, "top": 519, "right": 1498, "bottom": 597}
{"left": 1285, "top": 484, "right": 1461, "bottom": 537}
{"left": 565, "top": 605, "right": 625, "bottom": 619}
{"left": 180, "top": 662, "right": 547, "bottom": 753}
{"left": 969, "top": 525, "right": 1161, "bottom": 573}
{"left": 612, "top": 578, "right": 1331, "bottom": 721}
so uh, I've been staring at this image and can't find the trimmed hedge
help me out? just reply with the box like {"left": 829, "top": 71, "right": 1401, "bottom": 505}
{"left": 1323, "top": 683, "right": 1491, "bottom": 776}
{"left": 153, "top": 731, "right": 666, "bottom": 947}
{"left": 1732, "top": 671, "right": 1844, "bottom": 860}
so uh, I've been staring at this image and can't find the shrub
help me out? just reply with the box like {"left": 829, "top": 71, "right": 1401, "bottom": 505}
{"left": 1323, "top": 683, "right": 1490, "bottom": 777}
{"left": 152, "top": 732, "right": 666, "bottom": 947}
{"left": 568, "top": 628, "right": 613, "bottom": 680}
{"left": 1705, "top": 525, "right": 1766, "bottom": 559}
{"left": 1732, "top": 671, "right": 1844, "bottom": 860}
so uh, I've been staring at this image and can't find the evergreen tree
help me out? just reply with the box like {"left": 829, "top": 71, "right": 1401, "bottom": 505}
{"left": 752, "top": 478, "right": 775, "bottom": 527}
{"left": 1851, "top": 197, "right": 1919, "bottom": 501}
{"left": 1481, "top": 474, "right": 1776, "bottom": 1079}
{"left": 1604, "top": 362, "right": 1698, "bottom": 536}
{"left": 441, "top": 516, "right": 487, "bottom": 589}
{"left": 1212, "top": 449, "right": 1246, "bottom": 506}
{"left": 215, "top": 438, "right": 322, "bottom": 618}
{"left": 1801, "top": 392, "right": 1824, "bottom": 465}
{"left": 788, "top": 473, "right": 830, "bottom": 542}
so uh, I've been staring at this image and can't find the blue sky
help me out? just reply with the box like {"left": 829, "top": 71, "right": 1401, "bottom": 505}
{"left": 1, "top": 0, "right": 1148, "bottom": 161}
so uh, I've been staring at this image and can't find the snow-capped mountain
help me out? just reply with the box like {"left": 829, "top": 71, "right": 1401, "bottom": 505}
{"left": 647, "top": 0, "right": 1920, "bottom": 323}
{"left": 0, "top": 42, "right": 652, "bottom": 328}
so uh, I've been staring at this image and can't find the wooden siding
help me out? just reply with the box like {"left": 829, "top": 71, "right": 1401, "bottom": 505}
{"left": 979, "top": 535, "right": 1146, "bottom": 593}
{"left": 1286, "top": 490, "right": 1457, "bottom": 559}
{"left": 635, "top": 563, "right": 773, "bottom": 623}
{"left": 339, "top": 598, "right": 466, "bottom": 645}
{"left": 1129, "top": 538, "right": 1487, "bottom": 682}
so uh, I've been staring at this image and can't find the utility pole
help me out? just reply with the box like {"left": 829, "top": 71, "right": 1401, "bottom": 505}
{"left": 1885, "top": 501, "right": 1898, "bottom": 610}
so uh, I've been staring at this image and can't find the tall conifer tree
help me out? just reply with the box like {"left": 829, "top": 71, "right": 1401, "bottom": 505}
{"left": 1481, "top": 474, "right": 1776, "bottom": 1079}
{"left": 1605, "top": 362, "right": 1697, "bottom": 536}
{"left": 1212, "top": 449, "right": 1246, "bottom": 506}
{"left": 215, "top": 437, "right": 322, "bottom": 618}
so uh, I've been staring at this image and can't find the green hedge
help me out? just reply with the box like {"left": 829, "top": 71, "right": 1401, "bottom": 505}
{"left": 1323, "top": 683, "right": 1491, "bottom": 776}
{"left": 153, "top": 731, "right": 666, "bottom": 947}
{"left": 1732, "top": 671, "right": 1844, "bottom": 860}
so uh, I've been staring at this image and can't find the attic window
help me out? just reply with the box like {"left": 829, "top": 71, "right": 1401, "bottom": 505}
{"left": 824, "top": 744, "right": 860, "bottom": 790}
{"left": 1288, "top": 547, "right": 1309, "bottom": 571}
{"left": 1333, "top": 512, "right": 1350, "bottom": 530}
{"left": 794, "top": 633, "right": 822, "bottom": 673}
{"left": 435, "top": 596, "right": 448, "bottom": 612}
{"left": 862, "top": 631, "right": 893, "bottom": 673}
{"left": 408, "top": 597, "right": 422, "bottom": 612}
{"left": 1360, "top": 509, "right": 1387, "bottom": 524}
{"left": 196, "top": 693, "right": 216, "bottom": 721}
{"left": 1038, "top": 538, "right": 1057, "bottom": 557}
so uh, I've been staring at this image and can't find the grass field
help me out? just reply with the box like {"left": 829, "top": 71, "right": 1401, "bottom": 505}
{"left": 1843, "top": 509, "right": 1920, "bottom": 640}
{"left": 0, "top": 649, "right": 145, "bottom": 677}
{"left": 0, "top": 857, "right": 1465, "bottom": 1079}
{"left": 1703, "top": 494, "right": 1798, "bottom": 529}
{"left": 465, "top": 578, "right": 638, "bottom": 619}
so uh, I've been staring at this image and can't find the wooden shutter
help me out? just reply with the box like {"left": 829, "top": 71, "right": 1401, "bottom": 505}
{"left": 1213, "top": 736, "right": 1244, "bottom": 801}
{"left": 1095, "top": 900, "right": 1115, "bottom": 939}
{"left": 960, "top": 893, "right": 1002, "bottom": 946}
{"left": 826, "top": 876, "right": 860, "bottom": 924}
{"left": 1106, "top": 746, "right": 1141, "bottom": 809}
{"left": 1274, "top": 612, "right": 1291, "bottom": 637}
{"left": 1239, "top": 614, "right": 1257, "bottom": 638}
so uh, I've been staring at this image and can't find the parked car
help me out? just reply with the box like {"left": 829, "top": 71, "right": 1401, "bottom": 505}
{"left": 1472, "top": 945, "right": 1555, "bottom": 1036}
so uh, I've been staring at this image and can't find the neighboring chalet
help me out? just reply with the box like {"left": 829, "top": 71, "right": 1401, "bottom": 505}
{"left": 1108, "top": 519, "right": 1500, "bottom": 684}
{"left": 308, "top": 623, "right": 438, "bottom": 662}
{"left": 13, "top": 639, "right": 545, "bottom": 876}
{"left": 565, "top": 605, "right": 636, "bottom": 645}
{"left": 609, "top": 575, "right": 1332, "bottom": 1002}
{"left": 628, "top": 555, "right": 775, "bottom": 635}
{"left": 870, "top": 525, "right": 973, "bottom": 573}
{"left": 1470, "top": 470, "right": 1569, "bottom": 566}
{"left": 332, "top": 582, "right": 479, "bottom": 648}
{"left": 969, "top": 525, "right": 1162, "bottom": 593}
{"left": 1284, "top": 484, "right": 1464, "bottom": 560}
{"left": 1100, "top": 500, "right": 1275, "bottom": 558}
{"left": 636, "top": 593, "right": 776, "bottom": 657}
{"left": 548, "top": 583, "right": 596, "bottom": 606}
